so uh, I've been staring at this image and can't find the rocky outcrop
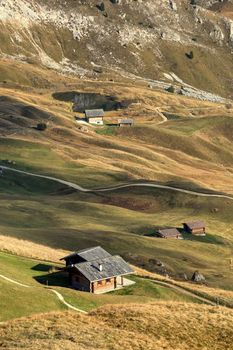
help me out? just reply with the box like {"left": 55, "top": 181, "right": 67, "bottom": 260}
{"left": 228, "top": 20, "right": 233, "bottom": 41}
{"left": 191, "top": 271, "right": 206, "bottom": 282}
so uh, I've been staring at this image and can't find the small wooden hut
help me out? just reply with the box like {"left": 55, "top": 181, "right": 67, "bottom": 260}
{"left": 157, "top": 228, "right": 182, "bottom": 239}
{"left": 85, "top": 109, "right": 104, "bottom": 125}
{"left": 118, "top": 118, "right": 134, "bottom": 127}
{"left": 183, "top": 221, "right": 206, "bottom": 236}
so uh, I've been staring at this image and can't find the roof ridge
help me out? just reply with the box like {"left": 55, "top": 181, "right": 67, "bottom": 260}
{"left": 74, "top": 255, "right": 119, "bottom": 267}
{"left": 77, "top": 245, "right": 101, "bottom": 253}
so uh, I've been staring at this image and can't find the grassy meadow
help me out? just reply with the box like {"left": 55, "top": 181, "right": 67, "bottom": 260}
{"left": 0, "top": 82, "right": 233, "bottom": 322}
{"left": 0, "top": 170, "right": 233, "bottom": 290}
{"left": 0, "top": 252, "right": 200, "bottom": 322}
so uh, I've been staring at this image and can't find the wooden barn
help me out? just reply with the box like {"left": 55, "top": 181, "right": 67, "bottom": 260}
{"left": 157, "top": 228, "right": 182, "bottom": 239}
{"left": 85, "top": 109, "right": 104, "bottom": 125}
{"left": 118, "top": 118, "right": 134, "bottom": 127}
{"left": 61, "top": 246, "right": 134, "bottom": 294}
{"left": 183, "top": 221, "right": 206, "bottom": 236}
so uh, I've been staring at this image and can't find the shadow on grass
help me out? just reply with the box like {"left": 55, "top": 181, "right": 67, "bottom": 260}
{"left": 181, "top": 231, "right": 225, "bottom": 245}
{"left": 32, "top": 264, "right": 69, "bottom": 288}
{"left": 31, "top": 264, "right": 52, "bottom": 272}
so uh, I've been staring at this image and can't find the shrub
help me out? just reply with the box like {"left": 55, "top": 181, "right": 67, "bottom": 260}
{"left": 225, "top": 103, "right": 232, "bottom": 110}
{"left": 166, "top": 85, "right": 175, "bottom": 93}
{"left": 36, "top": 123, "right": 47, "bottom": 131}
{"left": 185, "top": 51, "right": 194, "bottom": 59}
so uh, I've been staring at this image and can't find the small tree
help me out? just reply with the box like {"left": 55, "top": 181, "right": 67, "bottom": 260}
{"left": 36, "top": 123, "right": 47, "bottom": 131}
{"left": 186, "top": 51, "right": 194, "bottom": 59}
{"left": 166, "top": 85, "right": 175, "bottom": 93}
{"left": 96, "top": 2, "right": 105, "bottom": 11}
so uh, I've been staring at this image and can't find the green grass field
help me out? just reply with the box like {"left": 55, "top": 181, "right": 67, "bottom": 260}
{"left": 0, "top": 252, "right": 200, "bottom": 321}
{"left": 0, "top": 86, "right": 233, "bottom": 316}
{"left": 0, "top": 172, "right": 233, "bottom": 290}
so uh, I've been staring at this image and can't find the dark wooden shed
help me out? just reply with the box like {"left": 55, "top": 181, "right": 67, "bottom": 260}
{"left": 183, "top": 221, "right": 206, "bottom": 236}
{"left": 157, "top": 228, "right": 182, "bottom": 239}
{"left": 118, "top": 118, "right": 134, "bottom": 127}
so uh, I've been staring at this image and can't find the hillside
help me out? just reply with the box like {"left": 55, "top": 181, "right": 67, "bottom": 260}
{"left": 1, "top": 1, "right": 233, "bottom": 348}
{"left": 1, "top": 249, "right": 206, "bottom": 322}
{"left": 0, "top": 238, "right": 233, "bottom": 349}
{"left": 0, "top": 83, "right": 233, "bottom": 192}
{"left": 1, "top": 303, "right": 233, "bottom": 350}
{"left": 0, "top": 82, "right": 233, "bottom": 289}
{"left": 0, "top": 0, "right": 233, "bottom": 98}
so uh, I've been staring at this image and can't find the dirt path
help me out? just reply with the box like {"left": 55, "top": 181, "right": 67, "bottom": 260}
{"left": 0, "top": 274, "right": 87, "bottom": 314}
{"left": 2, "top": 166, "right": 233, "bottom": 201}
{"left": 0, "top": 273, "right": 217, "bottom": 309}
{"left": 148, "top": 279, "right": 216, "bottom": 306}
{"left": 0, "top": 274, "right": 30, "bottom": 288}
{"left": 0, "top": 271, "right": 220, "bottom": 310}
{"left": 156, "top": 108, "right": 168, "bottom": 125}
{"left": 48, "top": 289, "right": 87, "bottom": 313}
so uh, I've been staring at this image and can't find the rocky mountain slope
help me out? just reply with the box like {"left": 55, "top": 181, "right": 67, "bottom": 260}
{"left": 0, "top": 0, "right": 233, "bottom": 97}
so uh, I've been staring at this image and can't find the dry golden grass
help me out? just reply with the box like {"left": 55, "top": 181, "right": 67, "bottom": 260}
{"left": 0, "top": 302, "right": 232, "bottom": 350}
{"left": 0, "top": 235, "right": 69, "bottom": 263}
{"left": 1, "top": 77, "right": 233, "bottom": 208}
{"left": 1, "top": 81, "right": 233, "bottom": 193}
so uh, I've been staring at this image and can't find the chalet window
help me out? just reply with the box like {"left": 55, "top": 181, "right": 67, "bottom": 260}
{"left": 97, "top": 280, "right": 103, "bottom": 286}
{"left": 106, "top": 278, "right": 111, "bottom": 284}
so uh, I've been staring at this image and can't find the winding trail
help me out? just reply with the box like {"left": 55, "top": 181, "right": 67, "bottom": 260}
{"left": 149, "top": 279, "right": 216, "bottom": 306}
{"left": 0, "top": 274, "right": 87, "bottom": 314}
{"left": 48, "top": 289, "right": 87, "bottom": 313}
{"left": 2, "top": 166, "right": 233, "bottom": 201}
{"left": 0, "top": 272, "right": 217, "bottom": 310}
{"left": 156, "top": 108, "right": 168, "bottom": 125}
{"left": 0, "top": 274, "right": 30, "bottom": 288}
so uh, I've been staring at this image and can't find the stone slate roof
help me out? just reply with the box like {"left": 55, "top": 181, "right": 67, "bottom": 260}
{"left": 85, "top": 109, "right": 104, "bottom": 118}
{"left": 118, "top": 118, "right": 134, "bottom": 124}
{"left": 157, "top": 228, "right": 181, "bottom": 238}
{"left": 74, "top": 255, "right": 134, "bottom": 282}
{"left": 183, "top": 221, "right": 205, "bottom": 230}
{"left": 61, "top": 246, "right": 111, "bottom": 262}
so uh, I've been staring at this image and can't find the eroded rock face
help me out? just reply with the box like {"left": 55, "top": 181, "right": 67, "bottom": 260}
{"left": 229, "top": 20, "right": 233, "bottom": 41}
{"left": 0, "top": 0, "right": 233, "bottom": 96}
{"left": 210, "top": 25, "right": 225, "bottom": 42}
{"left": 52, "top": 91, "right": 134, "bottom": 112}
{"left": 0, "top": 0, "right": 231, "bottom": 62}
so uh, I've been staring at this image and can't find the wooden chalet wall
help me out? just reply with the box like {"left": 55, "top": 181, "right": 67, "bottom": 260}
{"left": 70, "top": 271, "right": 91, "bottom": 292}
